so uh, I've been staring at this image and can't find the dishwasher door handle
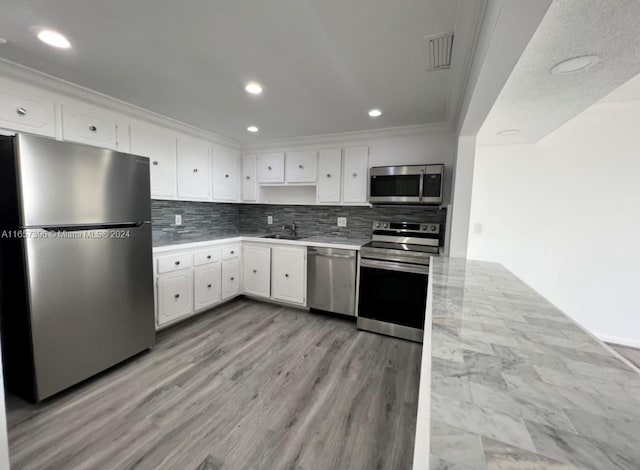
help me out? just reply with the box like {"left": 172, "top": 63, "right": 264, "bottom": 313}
{"left": 310, "top": 252, "right": 356, "bottom": 259}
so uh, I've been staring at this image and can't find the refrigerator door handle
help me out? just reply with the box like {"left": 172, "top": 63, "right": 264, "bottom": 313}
{"left": 40, "top": 222, "right": 147, "bottom": 232}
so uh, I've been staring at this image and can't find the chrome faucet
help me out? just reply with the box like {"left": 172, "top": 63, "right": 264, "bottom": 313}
{"left": 282, "top": 220, "right": 297, "bottom": 237}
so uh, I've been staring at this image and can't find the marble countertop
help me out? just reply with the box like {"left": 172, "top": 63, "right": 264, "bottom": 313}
{"left": 153, "top": 233, "right": 369, "bottom": 252}
{"left": 421, "top": 257, "right": 640, "bottom": 470}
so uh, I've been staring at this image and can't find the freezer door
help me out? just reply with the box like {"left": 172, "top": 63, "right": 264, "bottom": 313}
{"left": 15, "top": 134, "right": 151, "bottom": 227}
{"left": 24, "top": 223, "right": 155, "bottom": 400}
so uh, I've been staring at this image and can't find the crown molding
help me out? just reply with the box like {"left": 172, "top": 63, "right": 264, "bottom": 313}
{"left": 241, "top": 122, "right": 454, "bottom": 153}
{"left": 0, "top": 58, "right": 239, "bottom": 148}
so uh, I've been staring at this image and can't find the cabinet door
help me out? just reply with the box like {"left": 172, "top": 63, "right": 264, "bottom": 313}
{"left": 271, "top": 246, "right": 306, "bottom": 305}
{"left": 243, "top": 244, "right": 271, "bottom": 298}
{"left": 222, "top": 258, "right": 241, "bottom": 299}
{"left": 213, "top": 144, "right": 240, "bottom": 201}
{"left": 0, "top": 77, "right": 56, "bottom": 137}
{"left": 177, "top": 135, "right": 212, "bottom": 201}
{"left": 286, "top": 151, "right": 317, "bottom": 183}
{"left": 257, "top": 153, "right": 285, "bottom": 183}
{"left": 61, "top": 101, "right": 118, "bottom": 150}
{"left": 130, "top": 120, "right": 177, "bottom": 199}
{"left": 317, "top": 148, "right": 342, "bottom": 203}
{"left": 242, "top": 155, "right": 258, "bottom": 201}
{"left": 194, "top": 263, "right": 221, "bottom": 309}
{"left": 342, "top": 146, "right": 369, "bottom": 203}
{"left": 157, "top": 270, "right": 194, "bottom": 326}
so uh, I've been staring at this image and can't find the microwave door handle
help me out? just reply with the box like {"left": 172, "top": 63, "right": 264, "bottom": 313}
{"left": 418, "top": 169, "right": 424, "bottom": 202}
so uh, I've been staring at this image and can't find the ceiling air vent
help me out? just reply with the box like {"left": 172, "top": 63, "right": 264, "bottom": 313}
{"left": 424, "top": 32, "right": 454, "bottom": 71}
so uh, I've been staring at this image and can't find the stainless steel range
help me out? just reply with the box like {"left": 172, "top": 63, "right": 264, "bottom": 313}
{"left": 357, "top": 221, "right": 440, "bottom": 343}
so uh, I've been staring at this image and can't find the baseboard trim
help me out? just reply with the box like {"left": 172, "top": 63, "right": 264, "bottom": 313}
{"left": 596, "top": 334, "right": 640, "bottom": 350}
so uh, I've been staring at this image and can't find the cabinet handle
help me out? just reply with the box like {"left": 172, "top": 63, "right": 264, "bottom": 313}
{"left": 207, "top": 284, "right": 212, "bottom": 288}
{"left": 326, "top": 173, "right": 331, "bottom": 178}
{"left": 298, "top": 164, "right": 304, "bottom": 169}
{"left": 246, "top": 176, "right": 251, "bottom": 180}
{"left": 285, "top": 273, "right": 289, "bottom": 278}
{"left": 152, "top": 161, "right": 159, "bottom": 166}
{"left": 225, "top": 174, "right": 229, "bottom": 178}
{"left": 174, "top": 261, "right": 180, "bottom": 265}
{"left": 193, "top": 168, "right": 198, "bottom": 173}
{"left": 174, "top": 294, "right": 180, "bottom": 299}
{"left": 253, "top": 269, "right": 257, "bottom": 273}
{"left": 268, "top": 166, "right": 272, "bottom": 170}
{"left": 230, "top": 277, "right": 235, "bottom": 281}
{"left": 230, "top": 250, "right": 234, "bottom": 254}
{"left": 89, "top": 125, "right": 97, "bottom": 132}
{"left": 16, "top": 107, "right": 27, "bottom": 116}
{"left": 353, "top": 172, "right": 358, "bottom": 178}
{"left": 207, "top": 255, "right": 212, "bottom": 259}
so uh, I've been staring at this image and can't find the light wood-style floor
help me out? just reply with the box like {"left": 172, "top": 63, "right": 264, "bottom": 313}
{"left": 6, "top": 298, "right": 422, "bottom": 470}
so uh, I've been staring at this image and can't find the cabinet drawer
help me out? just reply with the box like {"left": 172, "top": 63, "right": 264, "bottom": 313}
{"left": 194, "top": 248, "right": 221, "bottom": 266}
{"left": 157, "top": 253, "right": 193, "bottom": 274}
{"left": 221, "top": 245, "right": 240, "bottom": 259}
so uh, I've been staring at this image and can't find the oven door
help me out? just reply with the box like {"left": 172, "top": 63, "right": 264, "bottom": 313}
{"left": 369, "top": 166, "right": 423, "bottom": 203}
{"left": 357, "top": 258, "right": 428, "bottom": 330}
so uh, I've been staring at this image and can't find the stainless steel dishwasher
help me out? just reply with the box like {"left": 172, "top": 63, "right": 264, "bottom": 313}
{"left": 307, "top": 247, "right": 357, "bottom": 316}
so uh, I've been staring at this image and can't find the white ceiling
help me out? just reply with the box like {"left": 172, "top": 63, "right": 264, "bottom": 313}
{"left": 600, "top": 72, "right": 640, "bottom": 103}
{"left": 477, "top": 0, "right": 640, "bottom": 145}
{"left": 0, "top": 0, "right": 482, "bottom": 142}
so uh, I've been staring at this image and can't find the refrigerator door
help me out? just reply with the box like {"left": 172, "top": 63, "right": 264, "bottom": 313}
{"left": 24, "top": 223, "right": 155, "bottom": 400}
{"left": 15, "top": 134, "right": 151, "bottom": 227}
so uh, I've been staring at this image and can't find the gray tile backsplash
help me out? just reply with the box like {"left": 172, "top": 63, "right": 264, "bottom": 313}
{"left": 151, "top": 200, "right": 238, "bottom": 244}
{"left": 237, "top": 204, "right": 447, "bottom": 240}
{"left": 152, "top": 200, "right": 447, "bottom": 244}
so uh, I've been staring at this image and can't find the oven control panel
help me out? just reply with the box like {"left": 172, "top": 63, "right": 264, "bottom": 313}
{"left": 372, "top": 221, "right": 440, "bottom": 234}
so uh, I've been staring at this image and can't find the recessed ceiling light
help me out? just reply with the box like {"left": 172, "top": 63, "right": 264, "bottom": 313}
{"left": 247, "top": 126, "right": 259, "bottom": 133}
{"left": 497, "top": 129, "right": 521, "bottom": 136}
{"left": 37, "top": 29, "right": 71, "bottom": 49}
{"left": 244, "top": 82, "right": 263, "bottom": 95}
{"left": 551, "top": 55, "right": 600, "bottom": 75}
{"left": 368, "top": 109, "right": 382, "bottom": 118}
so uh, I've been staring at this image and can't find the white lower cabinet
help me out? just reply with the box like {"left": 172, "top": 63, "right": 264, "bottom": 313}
{"left": 157, "top": 270, "right": 194, "bottom": 326}
{"left": 271, "top": 246, "right": 306, "bottom": 305}
{"left": 194, "top": 263, "right": 221, "bottom": 309}
{"left": 243, "top": 244, "right": 271, "bottom": 298}
{"left": 222, "top": 258, "right": 241, "bottom": 299}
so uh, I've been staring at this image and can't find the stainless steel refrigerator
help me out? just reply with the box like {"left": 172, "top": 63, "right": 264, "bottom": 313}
{"left": 0, "top": 133, "right": 155, "bottom": 402}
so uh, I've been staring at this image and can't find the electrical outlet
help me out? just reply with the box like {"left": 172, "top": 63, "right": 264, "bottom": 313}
{"left": 473, "top": 223, "right": 483, "bottom": 234}
{"left": 175, "top": 214, "right": 182, "bottom": 225}
{"left": 267, "top": 216, "right": 273, "bottom": 225}
{"left": 337, "top": 217, "right": 347, "bottom": 227}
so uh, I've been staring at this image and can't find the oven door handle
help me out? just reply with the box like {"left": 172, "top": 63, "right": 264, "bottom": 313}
{"left": 360, "top": 258, "right": 429, "bottom": 275}
{"left": 418, "top": 168, "right": 424, "bottom": 202}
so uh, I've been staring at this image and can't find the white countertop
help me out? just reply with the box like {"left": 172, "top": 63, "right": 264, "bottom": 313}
{"left": 153, "top": 234, "right": 369, "bottom": 253}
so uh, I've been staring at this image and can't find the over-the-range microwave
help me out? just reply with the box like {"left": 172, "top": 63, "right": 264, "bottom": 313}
{"left": 369, "top": 164, "right": 444, "bottom": 205}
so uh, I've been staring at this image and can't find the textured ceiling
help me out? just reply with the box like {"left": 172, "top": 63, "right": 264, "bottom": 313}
{"left": 478, "top": 0, "right": 640, "bottom": 145}
{"left": 600, "top": 72, "right": 640, "bottom": 103}
{"left": 0, "top": 0, "right": 480, "bottom": 142}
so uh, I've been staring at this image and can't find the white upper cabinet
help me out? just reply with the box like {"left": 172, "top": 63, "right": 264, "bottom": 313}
{"left": 243, "top": 244, "right": 271, "bottom": 298}
{"left": 257, "top": 153, "right": 285, "bottom": 183}
{"left": 130, "top": 120, "right": 177, "bottom": 199}
{"left": 213, "top": 144, "right": 240, "bottom": 201}
{"left": 342, "top": 146, "right": 369, "bottom": 203}
{"left": 271, "top": 246, "right": 306, "bottom": 305}
{"left": 317, "top": 148, "right": 342, "bottom": 203}
{"left": 177, "top": 135, "right": 212, "bottom": 201}
{"left": 60, "top": 100, "right": 118, "bottom": 150}
{"left": 242, "top": 155, "right": 258, "bottom": 202}
{"left": 285, "top": 151, "right": 317, "bottom": 183}
{"left": 0, "top": 77, "right": 56, "bottom": 137}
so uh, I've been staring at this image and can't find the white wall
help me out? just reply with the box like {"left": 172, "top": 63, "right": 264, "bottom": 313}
{"left": 449, "top": 136, "right": 476, "bottom": 258}
{"left": 468, "top": 99, "right": 640, "bottom": 346}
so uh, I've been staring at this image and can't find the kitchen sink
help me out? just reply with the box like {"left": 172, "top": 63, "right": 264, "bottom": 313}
{"left": 261, "top": 234, "right": 303, "bottom": 240}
